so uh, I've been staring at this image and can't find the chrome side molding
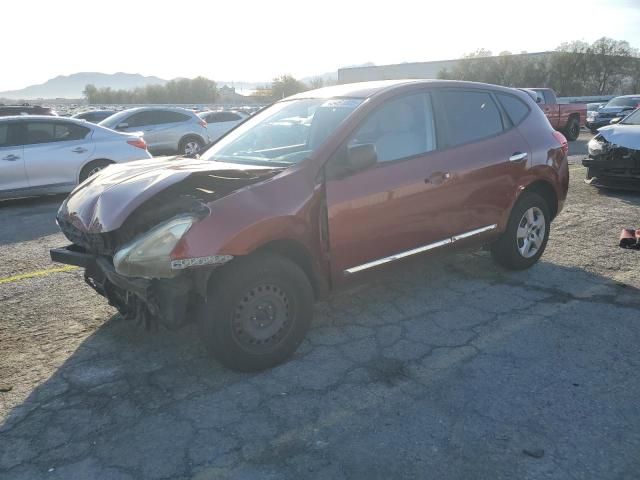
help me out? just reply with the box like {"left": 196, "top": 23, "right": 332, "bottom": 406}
{"left": 451, "top": 224, "right": 498, "bottom": 241}
{"left": 344, "top": 224, "right": 497, "bottom": 275}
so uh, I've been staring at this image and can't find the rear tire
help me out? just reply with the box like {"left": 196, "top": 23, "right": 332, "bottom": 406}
{"left": 179, "top": 136, "right": 203, "bottom": 156}
{"left": 79, "top": 159, "right": 111, "bottom": 183}
{"left": 564, "top": 117, "right": 580, "bottom": 141}
{"left": 491, "top": 192, "right": 551, "bottom": 270}
{"left": 197, "top": 253, "right": 314, "bottom": 372}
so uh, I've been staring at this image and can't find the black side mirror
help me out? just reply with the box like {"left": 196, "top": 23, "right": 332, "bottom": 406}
{"left": 347, "top": 143, "right": 377, "bottom": 172}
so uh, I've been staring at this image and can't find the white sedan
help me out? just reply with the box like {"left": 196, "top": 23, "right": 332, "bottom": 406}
{"left": 198, "top": 110, "right": 248, "bottom": 143}
{"left": 0, "top": 116, "right": 152, "bottom": 199}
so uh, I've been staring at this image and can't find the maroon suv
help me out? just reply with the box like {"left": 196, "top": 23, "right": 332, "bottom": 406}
{"left": 51, "top": 80, "right": 569, "bottom": 371}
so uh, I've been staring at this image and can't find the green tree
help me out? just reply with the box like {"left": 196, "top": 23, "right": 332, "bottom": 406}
{"left": 271, "top": 75, "right": 307, "bottom": 100}
{"left": 586, "top": 37, "right": 632, "bottom": 94}
{"left": 307, "top": 77, "right": 325, "bottom": 89}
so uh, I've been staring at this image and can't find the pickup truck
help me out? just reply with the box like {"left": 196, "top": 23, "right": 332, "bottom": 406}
{"left": 520, "top": 88, "right": 586, "bottom": 141}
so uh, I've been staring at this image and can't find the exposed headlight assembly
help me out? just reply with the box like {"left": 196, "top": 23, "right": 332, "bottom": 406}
{"left": 114, "top": 216, "right": 197, "bottom": 278}
{"left": 587, "top": 135, "right": 607, "bottom": 156}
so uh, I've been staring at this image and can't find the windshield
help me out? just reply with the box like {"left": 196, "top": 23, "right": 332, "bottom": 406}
{"left": 200, "top": 97, "right": 363, "bottom": 166}
{"left": 606, "top": 97, "right": 640, "bottom": 108}
{"left": 621, "top": 108, "right": 640, "bottom": 125}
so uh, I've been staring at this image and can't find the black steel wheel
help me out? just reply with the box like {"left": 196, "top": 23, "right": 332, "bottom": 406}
{"left": 197, "top": 253, "right": 313, "bottom": 372}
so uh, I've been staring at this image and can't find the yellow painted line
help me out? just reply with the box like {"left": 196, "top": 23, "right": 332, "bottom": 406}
{"left": 0, "top": 265, "right": 79, "bottom": 285}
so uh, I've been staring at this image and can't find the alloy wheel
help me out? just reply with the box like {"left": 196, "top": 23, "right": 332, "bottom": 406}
{"left": 516, "top": 207, "right": 546, "bottom": 258}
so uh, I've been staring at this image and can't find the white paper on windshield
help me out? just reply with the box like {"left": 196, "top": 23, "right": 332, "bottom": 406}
{"left": 321, "top": 99, "right": 362, "bottom": 109}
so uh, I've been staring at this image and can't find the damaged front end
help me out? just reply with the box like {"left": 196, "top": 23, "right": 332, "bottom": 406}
{"left": 51, "top": 158, "right": 282, "bottom": 329}
{"left": 584, "top": 127, "right": 640, "bottom": 190}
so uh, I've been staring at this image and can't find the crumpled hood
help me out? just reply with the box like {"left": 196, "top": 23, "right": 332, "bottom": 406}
{"left": 59, "top": 156, "right": 283, "bottom": 233}
{"left": 598, "top": 124, "right": 640, "bottom": 150}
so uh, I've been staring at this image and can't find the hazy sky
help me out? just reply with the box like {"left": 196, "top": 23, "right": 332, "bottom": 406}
{"left": 2, "top": 0, "right": 639, "bottom": 91}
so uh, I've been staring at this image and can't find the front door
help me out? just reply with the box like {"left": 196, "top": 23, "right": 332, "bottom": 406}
{"left": 0, "top": 122, "right": 27, "bottom": 192}
{"left": 324, "top": 92, "right": 469, "bottom": 283}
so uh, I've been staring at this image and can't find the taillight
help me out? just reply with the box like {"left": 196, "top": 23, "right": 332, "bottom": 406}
{"left": 553, "top": 131, "right": 568, "bottom": 155}
{"left": 127, "top": 138, "right": 147, "bottom": 150}
{"left": 199, "top": 119, "right": 207, "bottom": 128}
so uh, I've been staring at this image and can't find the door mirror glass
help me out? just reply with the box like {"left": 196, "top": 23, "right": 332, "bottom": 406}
{"left": 610, "top": 117, "right": 622, "bottom": 125}
{"left": 347, "top": 143, "right": 377, "bottom": 171}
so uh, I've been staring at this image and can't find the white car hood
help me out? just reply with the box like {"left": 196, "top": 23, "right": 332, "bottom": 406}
{"left": 599, "top": 124, "right": 640, "bottom": 150}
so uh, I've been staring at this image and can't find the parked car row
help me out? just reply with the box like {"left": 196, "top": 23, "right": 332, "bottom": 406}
{"left": 586, "top": 95, "right": 640, "bottom": 132}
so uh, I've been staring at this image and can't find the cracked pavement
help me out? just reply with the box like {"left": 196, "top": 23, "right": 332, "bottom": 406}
{"left": 1, "top": 141, "right": 640, "bottom": 479}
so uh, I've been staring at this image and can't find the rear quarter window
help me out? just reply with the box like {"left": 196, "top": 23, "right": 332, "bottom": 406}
{"left": 496, "top": 93, "right": 530, "bottom": 126}
{"left": 437, "top": 90, "right": 504, "bottom": 147}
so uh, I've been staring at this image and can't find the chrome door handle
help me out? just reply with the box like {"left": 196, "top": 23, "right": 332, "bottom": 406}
{"left": 71, "top": 147, "right": 87, "bottom": 153}
{"left": 509, "top": 152, "right": 528, "bottom": 162}
{"left": 2, "top": 154, "right": 19, "bottom": 161}
{"left": 425, "top": 171, "right": 451, "bottom": 185}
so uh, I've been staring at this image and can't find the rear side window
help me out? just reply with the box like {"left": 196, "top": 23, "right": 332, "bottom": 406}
{"left": 151, "top": 111, "right": 190, "bottom": 124}
{"left": 207, "top": 112, "right": 242, "bottom": 123}
{"left": 437, "top": 90, "right": 503, "bottom": 147}
{"left": 25, "top": 122, "right": 89, "bottom": 144}
{"left": 496, "top": 93, "right": 530, "bottom": 126}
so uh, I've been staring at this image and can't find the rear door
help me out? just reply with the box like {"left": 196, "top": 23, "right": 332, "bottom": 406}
{"left": 325, "top": 91, "right": 473, "bottom": 282}
{"left": 136, "top": 111, "right": 191, "bottom": 152}
{"left": 0, "top": 121, "right": 28, "bottom": 192}
{"left": 432, "top": 88, "right": 531, "bottom": 232}
{"left": 22, "top": 121, "right": 94, "bottom": 187}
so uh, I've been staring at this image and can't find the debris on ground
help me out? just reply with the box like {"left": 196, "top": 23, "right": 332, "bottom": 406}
{"left": 523, "top": 448, "right": 545, "bottom": 459}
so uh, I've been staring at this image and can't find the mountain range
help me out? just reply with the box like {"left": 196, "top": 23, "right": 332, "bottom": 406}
{"left": 0, "top": 72, "right": 168, "bottom": 100}
{"left": 0, "top": 65, "right": 374, "bottom": 100}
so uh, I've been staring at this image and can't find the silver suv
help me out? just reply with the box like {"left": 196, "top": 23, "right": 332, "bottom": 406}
{"left": 99, "top": 107, "right": 210, "bottom": 155}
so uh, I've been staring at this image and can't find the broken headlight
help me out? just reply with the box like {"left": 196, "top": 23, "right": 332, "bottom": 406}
{"left": 113, "top": 216, "right": 196, "bottom": 278}
{"left": 587, "top": 135, "right": 608, "bottom": 156}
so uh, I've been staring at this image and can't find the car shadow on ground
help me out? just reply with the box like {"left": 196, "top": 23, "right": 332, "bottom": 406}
{"left": 568, "top": 131, "right": 591, "bottom": 157}
{"left": 0, "top": 195, "right": 65, "bottom": 246}
{"left": 593, "top": 186, "right": 640, "bottom": 208}
{"left": 2, "top": 253, "right": 640, "bottom": 479}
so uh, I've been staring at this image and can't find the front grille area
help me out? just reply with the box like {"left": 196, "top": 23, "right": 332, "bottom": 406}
{"left": 57, "top": 216, "right": 117, "bottom": 256}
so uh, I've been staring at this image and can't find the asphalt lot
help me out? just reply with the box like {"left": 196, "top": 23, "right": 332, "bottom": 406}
{"left": 1, "top": 131, "right": 640, "bottom": 479}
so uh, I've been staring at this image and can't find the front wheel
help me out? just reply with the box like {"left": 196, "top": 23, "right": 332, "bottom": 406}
{"left": 197, "top": 253, "right": 314, "bottom": 372}
{"left": 491, "top": 192, "right": 551, "bottom": 270}
{"left": 179, "top": 137, "right": 203, "bottom": 156}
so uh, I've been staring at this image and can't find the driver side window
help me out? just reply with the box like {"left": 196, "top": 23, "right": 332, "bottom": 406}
{"left": 349, "top": 92, "right": 436, "bottom": 163}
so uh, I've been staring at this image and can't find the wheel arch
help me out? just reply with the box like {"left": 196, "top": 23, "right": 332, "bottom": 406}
{"left": 520, "top": 179, "right": 559, "bottom": 219}
{"left": 179, "top": 134, "right": 206, "bottom": 147}
{"left": 77, "top": 158, "right": 113, "bottom": 184}
{"left": 255, "top": 239, "right": 327, "bottom": 299}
